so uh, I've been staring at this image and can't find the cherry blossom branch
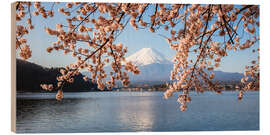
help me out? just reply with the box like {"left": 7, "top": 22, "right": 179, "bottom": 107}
{"left": 16, "top": 3, "right": 259, "bottom": 109}
{"left": 150, "top": 4, "right": 158, "bottom": 29}
{"left": 219, "top": 5, "right": 234, "bottom": 44}
{"left": 187, "top": 5, "right": 213, "bottom": 89}
{"left": 183, "top": 5, "right": 188, "bottom": 38}
{"left": 53, "top": 5, "right": 129, "bottom": 91}
{"left": 72, "top": 6, "right": 97, "bottom": 32}
{"left": 236, "top": 5, "right": 253, "bottom": 15}
{"left": 137, "top": 4, "right": 149, "bottom": 22}
{"left": 16, "top": 2, "right": 21, "bottom": 10}
{"left": 27, "top": 4, "right": 32, "bottom": 19}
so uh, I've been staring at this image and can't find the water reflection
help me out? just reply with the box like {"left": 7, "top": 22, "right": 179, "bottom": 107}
{"left": 117, "top": 96, "right": 155, "bottom": 131}
{"left": 16, "top": 91, "right": 259, "bottom": 133}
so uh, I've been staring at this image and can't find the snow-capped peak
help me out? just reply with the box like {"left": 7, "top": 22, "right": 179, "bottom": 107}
{"left": 125, "top": 48, "right": 172, "bottom": 66}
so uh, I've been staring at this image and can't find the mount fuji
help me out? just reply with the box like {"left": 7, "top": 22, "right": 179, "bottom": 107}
{"left": 83, "top": 48, "right": 243, "bottom": 84}
{"left": 123, "top": 48, "right": 243, "bottom": 84}
{"left": 125, "top": 48, "right": 172, "bottom": 66}
{"left": 123, "top": 48, "right": 174, "bottom": 83}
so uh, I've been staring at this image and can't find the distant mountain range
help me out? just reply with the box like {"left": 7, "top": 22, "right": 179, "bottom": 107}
{"left": 83, "top": 48, "right": 244, "bottom": 84}
{"left": 16, "top": 59, "right": 98, "bottom": 92}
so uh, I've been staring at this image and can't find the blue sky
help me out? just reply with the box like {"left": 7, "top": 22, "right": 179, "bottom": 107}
{"left": 17, "top": 3, "right": 259, "bottom": 73}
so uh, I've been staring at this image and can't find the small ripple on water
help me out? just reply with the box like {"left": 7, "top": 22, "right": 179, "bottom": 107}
{"left": 16, "top": 91, "right": 259, "bottom": 133}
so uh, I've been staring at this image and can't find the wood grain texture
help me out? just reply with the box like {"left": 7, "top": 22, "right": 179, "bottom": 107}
{"left": 11, "top": 2, "right": 16, "bottom": 133}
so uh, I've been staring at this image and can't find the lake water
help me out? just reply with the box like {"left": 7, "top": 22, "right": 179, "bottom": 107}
{"left": 16, "top": 91, "right": 259, "bottom": 133}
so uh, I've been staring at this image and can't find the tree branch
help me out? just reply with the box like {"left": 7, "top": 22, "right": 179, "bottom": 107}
{"left": 150, "top": 4, "right": 158, "bottom": 28}
{"left": 219, "top": 5, "right": 234, "bottom": 44}
{"left": 54, "top": 4, "right": 129, "bottom": 91}
{"left": 72, "top": 6, "right": 97, "bottom": 32}
{"left": 137, "top": 4, "right": 149, "bottom": 22}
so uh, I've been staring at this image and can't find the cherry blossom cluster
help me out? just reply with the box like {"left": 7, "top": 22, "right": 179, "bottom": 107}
{"left": 40, "top": 84, "right": 53, "bottom": 91}
{"left": 41, "top": 3, "right": 141, "bottom": 95}
{"left": 16, "top": 2, "right": 55, "bottom": 60}
{"left": 237, "top": 48, "right": 259, "bottom": 100}
{"left": 160, "top": 4, "right": 259, "bottom": 111}
{"left": 15, "top": 2, "right": 259, "bottom": 111}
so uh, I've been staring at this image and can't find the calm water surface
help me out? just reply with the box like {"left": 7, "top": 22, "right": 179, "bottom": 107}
{"left": 16, "top": 91, "right": 259, "bottom": 133}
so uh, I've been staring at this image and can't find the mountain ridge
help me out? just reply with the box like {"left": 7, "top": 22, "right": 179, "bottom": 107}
{"left": 83, "top": 48, "right": 244, "bottom": 84}
{"left": 16, "top": 59, "right": 98, "bottom": 92}
{"left": 125, "top": 48, "right": 172, "bottom": 66}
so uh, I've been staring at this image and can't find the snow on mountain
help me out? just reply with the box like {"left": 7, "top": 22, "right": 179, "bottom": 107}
{"left": 123, "top": 48, "right": 243, "bottom": 83}
{"left": 125, "top": 48, "right": 172, "bottom": 66}
{"left": 123, "top": 48, "right": 173, "bottom": 83}
{"left": 83, "top": 48, "right": 243, "bottom": 84}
